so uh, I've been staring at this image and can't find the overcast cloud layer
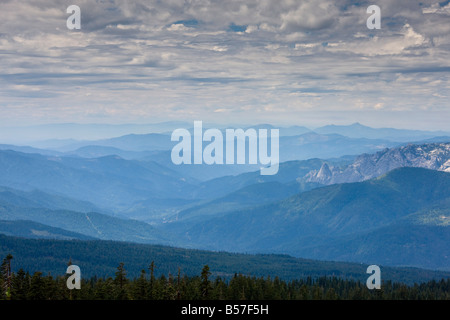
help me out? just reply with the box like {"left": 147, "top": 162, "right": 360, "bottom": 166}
{"left": 0, "top": 0, "right": 449, "bottom": 130}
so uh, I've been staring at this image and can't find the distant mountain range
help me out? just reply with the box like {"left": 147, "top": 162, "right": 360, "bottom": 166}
{"left": 0, "top": 123, "right": 449, "bottom": 273}
{"left": 2, "top": 122, "right": 448, "bottom": 181}
{"left": 1, "top": 121, "right": 448, "bottom": 145}
{"left": 314, "top": 122, "right": 450, "bottom": 142}
{"left": 31, "top": 130, "right": 399, "bottom": 163}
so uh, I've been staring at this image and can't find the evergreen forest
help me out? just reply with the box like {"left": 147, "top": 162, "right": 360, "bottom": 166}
{"left": 1, "top": 255, "right": 449, "bottom": 300}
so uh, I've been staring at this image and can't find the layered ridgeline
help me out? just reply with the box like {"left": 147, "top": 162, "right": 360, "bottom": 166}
{"left": 0, "top": 141, "right": 449, "bottom": 272}
{"left": 0, "top": 186, "right": 171, "bottom": 244}
{"left": 172, "top": 167, "right": 450, "bottom": 271}
{"left": 0, "top": 149, "right": 198, "bottom": 215}
{"left": 163, "top": 142, "right": 450, "bottom": 232}
{"left": 1, "top": 124, "right": 406, "bottom": 181}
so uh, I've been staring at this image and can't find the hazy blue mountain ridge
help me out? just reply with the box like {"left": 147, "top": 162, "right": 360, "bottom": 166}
{"left": 170, "top": 167, "right": 450, "bottom": 270}
{"left": 0, "top": 150, "right": 197, "bottom": 212}
{"left": 0, "top": 124, "right": 449, "bottom": 272}
{"left": 0, "top": 203, "right": 171, "bottom": 245}
{"left": 0, "top": 220, "right": 97, "bottom": 241}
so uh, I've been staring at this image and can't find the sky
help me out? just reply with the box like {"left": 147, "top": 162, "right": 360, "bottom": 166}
{"left": 0, "top": 0, "right": 449, "bottom": 131}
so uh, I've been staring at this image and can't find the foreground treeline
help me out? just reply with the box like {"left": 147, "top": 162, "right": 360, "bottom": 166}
{"left": 1, "top": 259, "right": 449, "bottom": 300}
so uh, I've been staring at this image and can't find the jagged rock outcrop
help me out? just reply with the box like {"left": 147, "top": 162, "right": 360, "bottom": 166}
{"left": 305, "top": 142, "right": 450, "bottom": 185}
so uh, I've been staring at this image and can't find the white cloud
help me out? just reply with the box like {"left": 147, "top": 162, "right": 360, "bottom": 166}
{"left": 167, "top": 23, "right": 191, "bottom": 31}
{"left": 422, "top": 3, "right": 450, "bottom": 14}
{"left": 0, "top": 0, "right": 448, "bottom": 130}
{"left": 280, "top": 0, "right": 339, "bottom": 32}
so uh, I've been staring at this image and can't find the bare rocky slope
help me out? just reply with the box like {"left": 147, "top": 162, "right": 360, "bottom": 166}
{"left": 305, "top": 142, "right": 450, "bottom": 185}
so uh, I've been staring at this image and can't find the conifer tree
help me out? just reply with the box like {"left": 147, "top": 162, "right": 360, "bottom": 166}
{"left": 114, "top": 262, "right": 128, "bottom": 300}
{"left": 132, "top": 269, "right": 148, "bottom": 300}
{"left": 28, "top": 272, "right": 45, "bottom": 300}
{"left": 1, "top": 254, "right": 13, "bottom": 300}
{"left": 147, "top": 261, "right": 156, "bottom": 299}
{"left": 11, "top": 269, "right": 28, "bottom": 300}
{"left": 200, "top": 265, "right": 212, "bottom": 299}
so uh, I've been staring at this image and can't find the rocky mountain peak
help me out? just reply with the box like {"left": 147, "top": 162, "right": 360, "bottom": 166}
{"left": 305, "top": 142, "right": 450, "bottom": 185}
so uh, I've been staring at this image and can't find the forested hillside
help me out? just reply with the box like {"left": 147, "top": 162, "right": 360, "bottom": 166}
{"left": 1, "top": 234, "right": 449, "bottom": 286}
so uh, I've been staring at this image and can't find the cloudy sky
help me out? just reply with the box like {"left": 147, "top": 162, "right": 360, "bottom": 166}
{"left": 0, "top": 0, "right": 449, "bottom": 130}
